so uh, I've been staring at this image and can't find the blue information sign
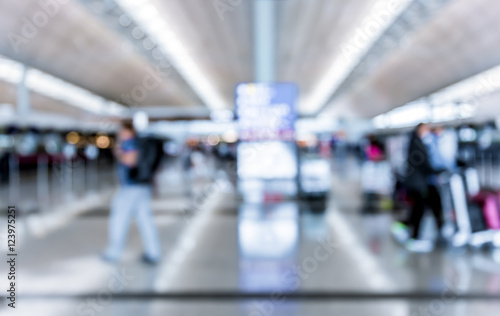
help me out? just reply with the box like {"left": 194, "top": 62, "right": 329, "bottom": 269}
{"left": 235, "top": 83, "right": 298, "bottom": 141}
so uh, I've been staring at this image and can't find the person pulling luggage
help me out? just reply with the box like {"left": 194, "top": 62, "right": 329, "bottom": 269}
{"left": 392, "top": 123, "right": 447, "bottom": 252}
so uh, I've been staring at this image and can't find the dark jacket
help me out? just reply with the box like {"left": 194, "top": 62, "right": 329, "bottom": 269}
{"left": 405, "top": 131, "right": 439, "bottom": 195}
{"left": 129, "top": 136, "right": 163, "bottom": 184}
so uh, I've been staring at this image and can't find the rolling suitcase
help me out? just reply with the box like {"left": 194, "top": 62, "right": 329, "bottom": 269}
{"left": 464, "top": 167, "right": 499, "bottom": 231}
{"left": 471, "top": 191, "right": 500, "bottom": 230}
{"left": 483, "top": 194, "right": 500, "bottom": 229}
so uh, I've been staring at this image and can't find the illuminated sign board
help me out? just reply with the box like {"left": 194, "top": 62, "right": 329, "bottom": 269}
{"left": 235, "top": 83, "right": 298, "bottom": 142}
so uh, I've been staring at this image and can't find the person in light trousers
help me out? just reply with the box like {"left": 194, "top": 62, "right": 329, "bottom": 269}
{"left": 102, "top": 122, "right": 161, "bottom": 264}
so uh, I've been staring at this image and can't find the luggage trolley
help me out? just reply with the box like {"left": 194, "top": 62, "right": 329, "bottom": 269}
{"left": 463, "top": 168, "right": 500, "bottom": 248}
{"left": 442, "top": 168, "right": 500, "bottom": 248}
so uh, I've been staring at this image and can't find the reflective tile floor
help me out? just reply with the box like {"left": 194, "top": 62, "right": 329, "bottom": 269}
{"left": 1, "top": 159, "right": 500, "bottom": 315}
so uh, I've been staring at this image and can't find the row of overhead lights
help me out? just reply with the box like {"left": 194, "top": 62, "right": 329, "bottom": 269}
{"left": 372, "top": 100, "right": 476, "bottom": 129}
{"left": 373, "top": 64, "right": 500, "bottom": 129}
{"left": 302, "top": 0, "right": 413, "bottom": 115}
{"left": 114, "top": 0, "right": 227, "bottom": 111}
{"left": 0, "top": 55, "right": 126, "bottom": 116}
{"left": 0, "top": 1, "right": 419, "bottom": 120}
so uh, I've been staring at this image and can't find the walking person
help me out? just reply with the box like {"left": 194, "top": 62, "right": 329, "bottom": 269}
{"left": 422, "top": 127, "right": 454, "bottom": 244}
{"left": 395, "top": 123, "right": 446, "bottom": 252}
{"left": 102, "top": 122, "right": 161, "bottom": 264}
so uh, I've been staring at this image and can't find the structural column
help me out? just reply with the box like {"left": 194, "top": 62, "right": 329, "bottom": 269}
{"left": 17, "top": 65, "right": 30, "bottom": 117}
{"left": 253, "top": 0, "right": 276, "bottom": 82}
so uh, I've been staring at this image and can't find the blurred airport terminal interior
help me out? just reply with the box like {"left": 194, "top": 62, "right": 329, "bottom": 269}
{"left": 1, "top": 0, "right": 500, "bottom": 315}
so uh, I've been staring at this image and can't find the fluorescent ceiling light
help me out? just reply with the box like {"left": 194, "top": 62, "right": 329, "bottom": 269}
{"left": 0, "top": 57, "right": 23, "bottom": 84}
{"left": 301, "top": 0, "right": 413, "bottom": 115}
{"left": 373, "top": 101, "right": 478, "bottom": 129}
{"left": 115, "top": 0, "right": 227, "bottom": 111}
{"left": 430, "top": 64, "right": 500, "bottom": 105}
{"left": 370, "top": 64, "right": 500, "bottom": 129}
{"left": 0, "top": 55, "right": 127, "bottom": 116}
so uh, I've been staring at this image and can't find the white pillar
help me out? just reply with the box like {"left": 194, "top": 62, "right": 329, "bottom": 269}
{"left": 17, "top": 65, "right": 30, "bottom": 117}
{"left": 253, "top": 0, "right": 276, "bottom": 82}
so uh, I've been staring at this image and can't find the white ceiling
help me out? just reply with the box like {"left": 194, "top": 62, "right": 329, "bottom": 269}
{"left": 275, "top": 0, "right": 380, "bottom": 110}
{"left": 326, "top": 0, "right": 500, "bottom": 119}
{"left": 1, "top": 0, "right": 500, "bottom": 122}
{"left": 0, "top": 0, "right": 197, "bottom": 107}
{"left": 0, "top": 80, "right": 91, "bottom": 117}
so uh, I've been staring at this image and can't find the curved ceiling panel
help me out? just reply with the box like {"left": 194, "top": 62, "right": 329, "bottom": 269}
{"left": 327, "top": 0, "right": 500, "bottom": 118}
{"left": 0, "top": 0, "right": 198, "bottom": 108}
{"left": 1, "top": 0, "right": 499, "bottom": 123}
{"left": 276, "top": 0, "right": 379, "bottom": 110}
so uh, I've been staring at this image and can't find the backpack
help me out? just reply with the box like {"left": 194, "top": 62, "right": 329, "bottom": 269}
{"left": 129, "top": 136, "right": 163, "bottom": 183}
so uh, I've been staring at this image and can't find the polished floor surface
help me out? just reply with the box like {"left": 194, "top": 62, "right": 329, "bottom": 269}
{"left": 1, "top": 158, "right": 500, "bottom": 316}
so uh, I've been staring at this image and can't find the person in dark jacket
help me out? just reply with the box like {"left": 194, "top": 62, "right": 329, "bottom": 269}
{"left": 403, "top": 123, "right": 445, "bottom": 252}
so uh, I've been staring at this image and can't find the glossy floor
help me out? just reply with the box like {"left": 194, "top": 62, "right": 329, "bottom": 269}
{"left": 1, "top": 159, "right": 500, "bottom": 316}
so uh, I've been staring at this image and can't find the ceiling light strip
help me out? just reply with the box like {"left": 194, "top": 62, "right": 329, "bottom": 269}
{"left": 325, "top": 0, "right": 453, "bottom": 108}
{"left": 371, "top": 64, "right": 500, "bottom": 129}
{"left": 114, "top": 0, "right": 227, "bottom": 111}
{"left": 302, "top": 0, "right": 413, "bottom": 115}
{"left": 0, "top": 55, "right": 126, "bottom": 116}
